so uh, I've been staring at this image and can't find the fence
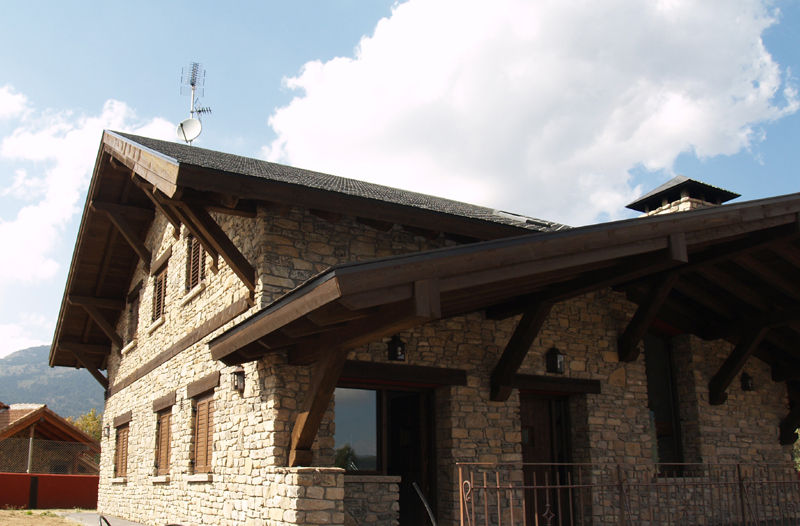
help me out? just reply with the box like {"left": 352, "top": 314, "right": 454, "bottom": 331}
{"left": 457, "top": 463, "right": 800, "bottom": 526}
{"left": 0, "top": 437, "right": 99, "bottom": 475}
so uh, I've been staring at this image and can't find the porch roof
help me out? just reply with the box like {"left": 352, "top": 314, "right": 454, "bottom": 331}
{"left": 210, "top": 191, "right": 800, "bottom": 378}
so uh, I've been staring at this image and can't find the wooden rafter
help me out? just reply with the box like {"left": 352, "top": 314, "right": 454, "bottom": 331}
{"left": 708, "top": 325, "right": 769, "bottom": 405}
{"left": 63, "top": 346, "right": 109, "bottom": 389}
{"left": 490, "top": 301, "right": 553, "bottom": 401}
{"left": 618, "top": 271, "right": 679, "bottom": 362}
{"left": 130, "top": 177, "right": 182, "bottom": 236}
{"left": 91, "top": 200, "right": 152, "bottom": 269}
{"left": 58, "top": 341, "right": 110, "bottom": 356}
{"left": 67, "top": 295, "right": 125, "bottom": 310}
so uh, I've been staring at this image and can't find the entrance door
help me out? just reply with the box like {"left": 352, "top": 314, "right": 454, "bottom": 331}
{"left": 519, "top": 393, "right": 571, "bottom": 525}
{"left": 386, "top": 390, "right": 434, "bottom": 526}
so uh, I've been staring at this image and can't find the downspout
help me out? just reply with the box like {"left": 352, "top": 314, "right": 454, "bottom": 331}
{"left": 26, "top": 423, "right": 36, "bottom": 473}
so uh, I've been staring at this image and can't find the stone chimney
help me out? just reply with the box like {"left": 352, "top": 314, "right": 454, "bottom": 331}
{"left": 626, "top": 176, "right": 739, "bottom": 216}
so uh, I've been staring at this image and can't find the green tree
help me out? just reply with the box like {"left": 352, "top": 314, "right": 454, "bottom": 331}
{"left": 68, "top": 408, "right": 102, "bottom": 442}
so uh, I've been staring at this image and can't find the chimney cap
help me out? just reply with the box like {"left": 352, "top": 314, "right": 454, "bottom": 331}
{"left": 626, "top": 175, "right": 739, "bottom": 213}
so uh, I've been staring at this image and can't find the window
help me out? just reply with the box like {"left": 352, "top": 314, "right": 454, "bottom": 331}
{"left": 154, "top": 409, "right": 171, "bottom": 475}
{"left": 334, "top": 388, "right": 378, "bottom": 471}
{"left": 152, "top": 267, "right": 167, "bottom": 322}
{"left": 114, "top": 424, "right": 129, "bottom": 477}
{"left": 124, "top": 284, "right": 141, "bottom": 345}
{"left": 191, "top": 391, "right": 214, "bottom": 473}
{"left": 644, "top": 333, "right": 683, "bottom": 464}
{"left": 186, "top": 235, "right": 206, "bottom": 291}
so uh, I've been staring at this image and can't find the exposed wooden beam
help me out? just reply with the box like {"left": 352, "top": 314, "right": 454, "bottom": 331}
{"left": 90, "top": 200, "right": 153, "bottom": 221}
{"left": 708, "top": 325, "right": 769, "bottom": 405}
{"left": 357, "top": 217, "right": 394, "bottom": 232}
{"left": 178, "top": 203, "right": 255, "bottom": 291}
{"left": 91, "top": 201, "right": 152, "bottom": 269}
{"left": 288, "top": 347, "right": 348, "bottom": 466}
{"left": 490, "top": 301, "right": 553, "bottom": 401}
{"left": 64, "top": 347, "right": 109, "bottom": 390}
{"left": 78, "top": 304, "right": 123, "bottom": 349}
{"left": 169, "top": 204, "right": 220, "bottom": 268}
{"left": 130, "top": 177, "right": 182, "bottom": 236}
{"left": 618, "top": 272, "right": 679, "bottom": 362}
{"left": 68, "top": 295, "right": 125, "bottom": 310}
{"left": 58, "top": 341, "right": 111, "bottom": 356}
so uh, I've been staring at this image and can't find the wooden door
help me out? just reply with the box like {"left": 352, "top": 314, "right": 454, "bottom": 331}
{"left": 520, "top": 393, "right": 572, "bottom": 525}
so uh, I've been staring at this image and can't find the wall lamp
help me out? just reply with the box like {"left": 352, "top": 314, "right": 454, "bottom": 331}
{"left": 387, "top": 335, "right": 406, "bottom": 362}
{"left": 232, "top": 366, "right": 245, "bottom": 394}
{"left": 740, "top": 372, "right": 755, "bottom": 392}
{"left": 546, "top": 347, "right": 566, "bottom": 375}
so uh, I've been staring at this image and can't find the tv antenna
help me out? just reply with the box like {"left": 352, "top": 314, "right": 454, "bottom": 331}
{"left": 177, "top": 62, "right": 212, "bottom": 144}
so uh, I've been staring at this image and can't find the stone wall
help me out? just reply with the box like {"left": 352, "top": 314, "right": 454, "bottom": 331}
{"left": 343, "top": 476, "right": 400, "bottom": 526}
{"left": 98, "top": 202, "right": 793, "bottom": 526}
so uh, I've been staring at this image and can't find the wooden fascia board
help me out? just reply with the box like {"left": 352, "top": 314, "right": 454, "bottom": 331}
{"left": 0, "top": 407, "right": 48, "bottom": 440}
{"left": 209, "top": 277, "right": 342, "bottom": 362}
{"left": 102, "top": 131, "right": 180, "bottom": 197}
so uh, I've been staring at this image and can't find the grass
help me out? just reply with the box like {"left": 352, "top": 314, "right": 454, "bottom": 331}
{"left": 0, "top": 508, "right": 88, "bottom": 525}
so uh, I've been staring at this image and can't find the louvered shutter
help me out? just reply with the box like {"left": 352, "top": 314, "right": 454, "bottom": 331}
{"left": 115, "top": 425, "right": 129, "bottom": 477}
{"left": 152, "top": 269, "right": 167, "bottom": 321}
{"left": 155, "top": 411, "right": 171, "bottom": 475}
{"left": 192, "top": 393, "right": 213, "bottom": 473}
{"left": 187, "top": 236, "right": 205, "bottom": 291}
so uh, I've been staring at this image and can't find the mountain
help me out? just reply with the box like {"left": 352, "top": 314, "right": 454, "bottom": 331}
{"left": 0, "top": 345, "right": 104, "bottom": 418}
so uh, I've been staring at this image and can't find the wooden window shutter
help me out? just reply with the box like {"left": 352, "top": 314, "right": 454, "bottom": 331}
{"left": 152, "top": 268, "right": 167, "bottom": 321}
{"left": 192, "top": 392, "right": 214, "bottom": 473}
{"left": 114, "top": 424, "right": 129, "bottom": 477}
{"left": 155, "top": 410, "right": 171, "bottom": 475}
{"left": 186, "top": 235, "right": 205, "bottom": 291}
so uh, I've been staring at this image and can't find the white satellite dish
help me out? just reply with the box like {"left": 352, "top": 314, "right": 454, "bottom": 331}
{"left": 177, "top": 118, "right": 202, "bottom": 143}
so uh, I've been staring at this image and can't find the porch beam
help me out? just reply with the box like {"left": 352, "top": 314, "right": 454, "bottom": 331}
{"left": 91, "top": 201, "right": 152, "bottom": 270}
{"left": 708, "top": 324, "right": 769, "bottom": 405}
{"left": 490, "top": 301, "right": 553, "bottom": 402}
{"left": 75, "top": 304, "right": 123, "bottom": 349}
{"left": 177, "top": 203, "right": 256, "bottom": 292}
{"left": 617, "top": 272, "right": 679, "bottom": 362}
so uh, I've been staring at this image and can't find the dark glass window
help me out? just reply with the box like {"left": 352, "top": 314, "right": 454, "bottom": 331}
{"left": 334, "top": 388, "right": 378, "bottom": 471}
{"left": 644, "top": 333, "right": 683, "bottom": 464}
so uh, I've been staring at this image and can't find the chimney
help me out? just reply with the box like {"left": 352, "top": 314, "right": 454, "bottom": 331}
{"left": 626, "top": 176, "right": 740, "bottom": 216}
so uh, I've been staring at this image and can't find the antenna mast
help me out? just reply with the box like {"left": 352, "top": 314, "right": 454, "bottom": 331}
{"left": 177, "top": 62, "right": 211, "bottom": 144}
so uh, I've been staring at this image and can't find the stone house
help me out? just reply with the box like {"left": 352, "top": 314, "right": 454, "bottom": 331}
{"left": 49, "top": 131, "right": 800, "bottom": 525}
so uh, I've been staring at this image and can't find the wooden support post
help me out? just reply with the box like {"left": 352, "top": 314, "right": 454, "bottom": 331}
{"left": 490, "top": 301, "right": 553, "bottom": 401}
{"left": 179, "top": 203, "right": 255, "bottom": 291}
{"left": 618, "top": 272, "right": 678, "bottom": 362}
{"left": 75, "top": 303, "right": 123, "bottom": 349}
{"left": 91, "top": 201, "right": 152, "bottom": 269}
{"left": 288, "top": 347, "right": 349, "bottom": 466}
{"left": 708, "top": 325, "right": 768, "bottom": 405}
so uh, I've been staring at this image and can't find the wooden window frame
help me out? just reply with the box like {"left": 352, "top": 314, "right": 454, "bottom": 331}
{"left": 190, "top": 391, "right": 214, "bottom": 474}
{"left": 114, "top": 424, "right": 129, "bottom": 478}
{"left": 154, "top": 409, "right": 172, "bottom": 476}
{"left": 152, "top": 267, "right": 167, "bottom": 322}
{"left": 186, "top": 234, "right": 206, "bottom": 292}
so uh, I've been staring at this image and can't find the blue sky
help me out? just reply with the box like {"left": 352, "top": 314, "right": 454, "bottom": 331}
{"left": 0, "top": 0, "right": 798, "bottom": 357}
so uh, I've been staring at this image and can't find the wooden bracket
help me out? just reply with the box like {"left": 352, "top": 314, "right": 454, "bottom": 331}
{"left": 708, "top": 325, "right": 768, "bottom": 405}
{"left": 71, "top": 302, "right": 123, "bottom": 349}
{"left": 618, "top": 272, "right": 679, "bottom": 362}
{"left": 177, "top": 203, "right": 256, "bottom": 291}
{"left": 67, "top": 295, "right": 125, "bottom": 311}
{"left": 61, "top": 345, "right": 109, "bottom": 389}
{"left": 288, "top": 348, "right": 349, "bottom": 467}
{"left": 490, "top": 301, "right": 553, "bottom": 402}
{"left": 91, "top": 201, "right": 152, "bottom": 270}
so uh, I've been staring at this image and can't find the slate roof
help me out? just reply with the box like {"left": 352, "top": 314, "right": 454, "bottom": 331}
{"left": 115, "top": 132, "right": 569, "bottom": 233}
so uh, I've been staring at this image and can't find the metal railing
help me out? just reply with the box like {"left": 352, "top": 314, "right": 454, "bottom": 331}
{"left": 0, "top": 437, "right": 99, "bottom": 474}
{"left": 457, "top": 463, "right": 800, "bottom": 526}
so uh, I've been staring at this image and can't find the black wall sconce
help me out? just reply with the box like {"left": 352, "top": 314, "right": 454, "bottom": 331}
{"left": 546, "top": 347, "right": 566, "bottom": 374}
{"left": 103, "top": 425, "right": 110, "bottom": 439}
{"left": 740, "top": 372, "right": 755, "bottom": 392}
{"left": 387, "top": 335, "right": 406, "bottom": 362}
{"left": 232, "top": 366, "right": 245, "bottom": 394}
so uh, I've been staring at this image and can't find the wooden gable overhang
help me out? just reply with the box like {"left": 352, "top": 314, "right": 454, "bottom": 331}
{"left": 50, "top": 131, "right": 542, "bottom": 387}
{"left": 0, "top": 406, "right": 100, "bottom": 452}
{"left": 208, "top": 193, "right": 800, "bottom": 464}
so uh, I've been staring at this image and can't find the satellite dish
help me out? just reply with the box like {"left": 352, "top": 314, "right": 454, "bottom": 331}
{"left": 177, "top": 118, "right": 202, "bottom": 143}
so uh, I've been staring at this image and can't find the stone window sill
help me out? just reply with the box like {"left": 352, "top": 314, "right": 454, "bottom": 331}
{"left": 181, "top": 281, "right": 206, "bottom": 306}
{"left": 150, "top": 475, "right": 170, "bottom": 484}
{"left": 111, "top": 477, "right": 127, "bottom": 484}
{"left": 120, "top": 339, "right": 137, "bottom": 355}
{"left": 147, "top": 317, "right": 165, "bottom": 336}
{"left": 187, "top": 473, "right": 213, "bottom": 483}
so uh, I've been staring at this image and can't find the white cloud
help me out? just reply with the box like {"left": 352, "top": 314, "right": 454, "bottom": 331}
{"left": 0, "top": 317, "right": 50, "bottom": 359}
{"left": 264, "top": 0, "right": 797, "bottom": 225}
{"left": 0, "top": 98, "right": 174, "bottom": 285}
{"left": 0, "top": 85, "right": 28, "bottom": 120}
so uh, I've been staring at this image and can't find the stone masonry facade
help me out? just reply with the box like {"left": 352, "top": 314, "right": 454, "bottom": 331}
{"left": 98, "top": 203, "right": 793, "bottom": 526}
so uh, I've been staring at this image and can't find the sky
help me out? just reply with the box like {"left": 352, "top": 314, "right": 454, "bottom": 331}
{"left": 0, "top": 0, "right": 798, "bottom": 359}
